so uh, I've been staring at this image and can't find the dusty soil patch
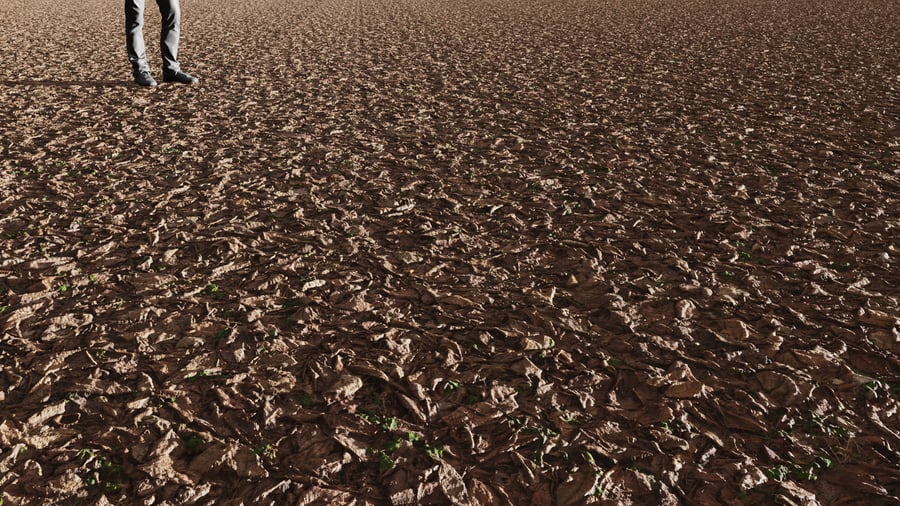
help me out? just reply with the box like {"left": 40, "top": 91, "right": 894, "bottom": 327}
{"left": 1, "top": 0, "right": 898, "bottom": 504}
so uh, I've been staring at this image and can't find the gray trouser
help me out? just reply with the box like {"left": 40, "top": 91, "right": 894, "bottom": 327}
{"left": 125, "top": 0, "right": 181, "bottom": 75}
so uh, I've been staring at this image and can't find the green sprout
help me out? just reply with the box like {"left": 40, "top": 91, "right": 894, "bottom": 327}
{"left": 378, "top": 453, "right": 395, "bottom": 470}
{"left": 766, "top": 465, "right": 790, "bottom": 481}
{"left": 79, "top": 450, "right": 123, "bottom": 495}
{"left": 201, "top": 283, "right": 224, "bottom": 298}
{"left": 444, "top": 381, "right": 463, "bottom": 392}
{"left": 590, "top": 485, "right": 607, "bottom": 497}
{"left": 187, "top": 370, "right": 209, "bottom": 381}
{"left": 296, "top": 392, "right": 314, "bottom": 408}
{"left": 382, "top": 416, "right": 399, "bottom": 431}
{"left": 425, "top": 445, "right": 445, "bottom": 459}
{"left": 800, "top": 414, "right": 849, "bottom": 439}
{"left": 581, "top": 450, "right": 596, "bottom": 465}
{"left": 366, "top": 444, "right": 397, "bottom": 471}
{"left": 383, "top": 439, "right": 402, "bottom": 453}
{"left": 359, "top": 413, "right": 400, "bottom": 431}
{"left": 184, "top": 434, "right": 205, "bottom": 453}
{"left": 829, "top": 262, "right": 853, "bottom": 273}
{"left": 251, "top": 443, "right": 276, "bottom": 459}
{"left": 766, "top": 456, "right": 834, "bottom": 482}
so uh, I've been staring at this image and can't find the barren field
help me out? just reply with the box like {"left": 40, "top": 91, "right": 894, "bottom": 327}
{"left": 1, "top": 0, "right": 898, "bottom": 504}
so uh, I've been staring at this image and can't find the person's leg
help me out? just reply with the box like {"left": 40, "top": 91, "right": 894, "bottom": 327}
{"left": 156, "top": 0, "right": 181, "bottom": 74}
{"left": 157, "top": 0, "right": 198, "bottom": 84}
{"left": 125, "top": 0, "right": 149, "bottom": 75}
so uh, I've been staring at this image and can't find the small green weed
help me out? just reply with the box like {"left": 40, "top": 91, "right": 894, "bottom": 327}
{"left": 444, "top": 380, "right": 463, "bottom": 392}
{"left": 383, "top": 439, "right": 402, "bottom": 453}
{"left": 80, "top": 449, "right": 123, "bottom": 495}
{"left": 829, "top": 262, "right": 853, "bottom": 273}
{"left": 187, "top": 370, "right": 210, "bottom": 381}
{"left": 425, "top": 444, "right": 445, "bottom": 459}
{"left": 251, "top": 443, "right": 276, "bottom": 459}
{"left": 365, "top": 445, "right": 398, "bottom": 471}
{"left": 766, "top": 456, "right": 833, "bottom": 482}
{"left": 359, "top": 413, "right": 399, "bottom": 431}
{"left": 800, "top": 414, "right": 849, "bottom": 439}
{"left": 378, "top": 452, "right": 395, "bottom": 470}
{"left": 184, "top": 434, "right": 205, "bottom": 453}
{"left": 201, "top": 283, "right": 224, "bottom": 298}
{"left": 765, "top": 464, "right": 791, "bottom": 481}
{"left": 527, "top": 425, "right": 560, "bottom": 439}
{"left": 464, "top": 394, "right": 482, "bottom": 404}
{"left": 590, "top": 485, "right": 607, "bottom": 497}
{"left": 296, "top": 392, "right": 314, "bottom": 408}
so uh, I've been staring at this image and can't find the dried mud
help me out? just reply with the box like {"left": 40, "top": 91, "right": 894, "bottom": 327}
{"left": 1, "top": 0, "right": 898, "bottom": 504}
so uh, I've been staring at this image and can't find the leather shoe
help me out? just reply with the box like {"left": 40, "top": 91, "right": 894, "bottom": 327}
{"left": 134, "top": 70, "right": 158, "bottom": 87}
{"left": 163, "top": 71, "right": 199, "bottom": 85}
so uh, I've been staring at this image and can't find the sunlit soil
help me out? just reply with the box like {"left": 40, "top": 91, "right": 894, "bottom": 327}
{"left": 0, "top": 0, "right": 898, "bottom": 503}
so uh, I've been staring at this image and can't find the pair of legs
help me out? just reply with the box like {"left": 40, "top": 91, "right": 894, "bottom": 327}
{"left": 125, "top": 0, "right": 181, "bottom": 75}
{"left": 125, "top": 0, "right": 197, "bottom": 85}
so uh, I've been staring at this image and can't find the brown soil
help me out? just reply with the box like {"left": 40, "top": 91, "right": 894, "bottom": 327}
{"left": 1, "top": 0, "right": 898, "bottom": 504}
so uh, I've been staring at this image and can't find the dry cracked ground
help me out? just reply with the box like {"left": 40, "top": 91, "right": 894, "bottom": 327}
{"left": 0, "top": 0, "right": 898, "bottom": 504}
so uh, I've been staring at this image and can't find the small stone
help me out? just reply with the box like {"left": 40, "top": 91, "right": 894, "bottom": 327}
{"left": 675, "top": 299, "right": 696, "bottom": 319}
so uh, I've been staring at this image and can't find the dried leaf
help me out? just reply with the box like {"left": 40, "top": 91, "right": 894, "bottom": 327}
{"left": 555, "top": 466, "right": 599, "bottom": 506}
{"left": 438, "top": 461, "right": 469, "bottom": 506}
{"left": 324, "top": 375, "right": 364, "bottom": 402}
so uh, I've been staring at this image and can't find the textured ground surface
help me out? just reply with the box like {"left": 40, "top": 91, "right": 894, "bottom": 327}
{"left": 1, "top": 0, "right": 898, "bottom": 504}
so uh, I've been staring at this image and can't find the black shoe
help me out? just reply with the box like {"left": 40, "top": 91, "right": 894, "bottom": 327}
{"left": 163, "top": 71, "right": 199, "bottom": 85}
{"left": 134, "top": 70, "right": 158, "bottom": 87}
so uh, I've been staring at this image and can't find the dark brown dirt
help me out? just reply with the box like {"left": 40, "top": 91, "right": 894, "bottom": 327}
{"left": 1, "top": 0, "right": 898, "bottom": 504}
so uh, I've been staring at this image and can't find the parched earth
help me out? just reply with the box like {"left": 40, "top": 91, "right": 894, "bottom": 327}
{"left": 0, "top": 0, "right": 898, "bottom": 504}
